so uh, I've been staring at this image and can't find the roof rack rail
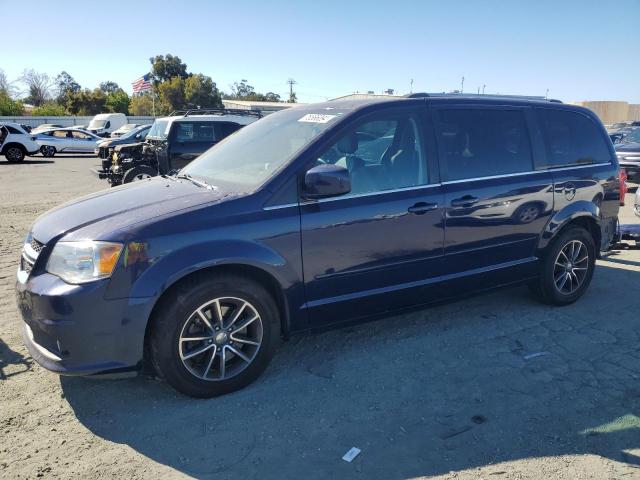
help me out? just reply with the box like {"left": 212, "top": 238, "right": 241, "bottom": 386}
{"left": 168, "top": 108, "right": 263, "bottom": 118}
{"left": 404, "top": 92, "right": 562, "bottom": 103}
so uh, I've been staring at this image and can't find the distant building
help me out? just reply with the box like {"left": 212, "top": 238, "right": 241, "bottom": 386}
{"left": 572, "top": 101, "right": 640, "bottom": 125}
{"left": 221, "top": 99, "right": 303, "bottom": 114}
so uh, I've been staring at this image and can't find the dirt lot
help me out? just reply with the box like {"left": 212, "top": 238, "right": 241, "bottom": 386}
{"left": 1, "top": 155, "right": 639, "bottom": 480}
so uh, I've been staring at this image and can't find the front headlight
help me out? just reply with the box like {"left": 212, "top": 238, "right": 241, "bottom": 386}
{"left": 46, "top": 241, "right": 123, "bottom": 284}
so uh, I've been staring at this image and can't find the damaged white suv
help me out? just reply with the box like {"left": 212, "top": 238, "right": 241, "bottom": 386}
{"left": 0, "top": 123, "right": 40, "bottom": 162}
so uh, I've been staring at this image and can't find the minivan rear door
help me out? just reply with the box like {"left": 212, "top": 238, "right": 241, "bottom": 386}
{"left": 434, "top": 105, "right": 554, "bottom": 277}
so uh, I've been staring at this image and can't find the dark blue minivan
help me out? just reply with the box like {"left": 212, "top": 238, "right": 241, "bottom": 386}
{"left": 16, "top": 95, "right": 620, "bottom": 397}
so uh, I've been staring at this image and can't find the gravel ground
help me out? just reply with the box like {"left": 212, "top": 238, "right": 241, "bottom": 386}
{"left": 1, "top": 155, "right": 639, "bottom": 480}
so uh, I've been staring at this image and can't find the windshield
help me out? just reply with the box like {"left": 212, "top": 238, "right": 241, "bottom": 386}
{"left": 88, "top": 119, "right": 107, "bottom": 129}
{"left": 181, "top": 108, "right": 347, "bottom": 190}
{"left": 147, "top": 120, "right": 169, "bottom": 139}
{"left": 121, "top": 126, "right": 148, "bottom": 140}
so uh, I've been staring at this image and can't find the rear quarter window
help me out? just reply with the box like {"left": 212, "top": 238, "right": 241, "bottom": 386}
{"left": 536, "top": 108, "right": 611, "bottom": 168}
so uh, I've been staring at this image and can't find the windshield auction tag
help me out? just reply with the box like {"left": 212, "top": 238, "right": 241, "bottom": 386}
{"left": 298, "top": 114, "right": 337, "bottom": 124}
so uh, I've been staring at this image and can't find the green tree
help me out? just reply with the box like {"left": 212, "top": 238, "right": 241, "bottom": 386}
{"left": 106, "top": 89, "right": 130, "bottom": 114}
{"left": 129, "top": 93, "right": 155, "bottom": 116}
{"left": 67, "top": 88, "right": 107, "bottom": 115}
{"left": 0, "top": 93, "right": 23, "bottom": 115}
{"left": 55, "top": 71, "right": 80, "bottom": 104}
{"left": 224, "top": 79, "right": 282, "bottom": 102}
{"left": 288, "top": 91, "right": 298, "bottom": 103}
{"left": 32, "top": 102, "right": 67, "bottom": 116}
{"left": 157, "top": 76, "right": 186, "bottom": 113}
{"left": 184, "top": 74, "right": 222, "bottom": 108}
{"left": 150, "top": 54, "right": 189, "bottom": 85}
{"left": 99, "top": 81, "right": 120, "bottom": 94}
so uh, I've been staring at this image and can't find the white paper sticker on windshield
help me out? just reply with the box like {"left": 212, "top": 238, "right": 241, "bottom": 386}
{"left": 298, "top": 114, "right": 337, "bottom": 124}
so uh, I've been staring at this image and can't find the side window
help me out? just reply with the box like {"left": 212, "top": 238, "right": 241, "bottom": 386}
{"left": 216, "top": 122, "right": 242, "bottom": 138}
{"left": 72, "top": 131, "right": 90, "bottom": 139}
{"left": 435, "top": 109, "right": 533, "bottom": 181}
{"left": 52, "top": 130, "right": 68, "bottom": 138}
{"left": 174, "top": 122, "right": 217, "bottom": 142}
{"left": 537, "top": 109, "right": 611, "bottom": 167}
{"left": 105, "top": 121, "right": 111, "bottom": 129}
{"left": 6, "top": 125, "right": 23, "bottom": 134}
{"left": 317, "top": 113, "right": 427, "bottom": 195}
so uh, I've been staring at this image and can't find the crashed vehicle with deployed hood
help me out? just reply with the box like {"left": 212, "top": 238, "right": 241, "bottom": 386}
{"left": 96, "top": 109, "right": 261, "bottom": 186}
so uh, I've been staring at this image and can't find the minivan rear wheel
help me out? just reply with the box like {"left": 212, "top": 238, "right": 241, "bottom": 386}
{"left": 150, "top": 274, "right": 280, "bottom": 398}
{"left": 530, "top": 226, "right": 596, "bottom": 305}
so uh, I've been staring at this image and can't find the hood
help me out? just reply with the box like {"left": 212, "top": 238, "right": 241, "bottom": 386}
{"left": 31, "top": 177, "right": 236, "bottom": 244}
{"left": 615, "top": 142, "right": 640, "bottom": 153}
{"left": 97, "top": 139, "right": 113, "bottom": 147}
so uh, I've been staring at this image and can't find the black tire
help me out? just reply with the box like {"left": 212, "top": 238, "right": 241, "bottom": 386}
{"left": 529, "top": 226, "right": 596, "bottom": 305}
{"left": 149, "top": 274, "right": 280, "bottom": 398}
{"left": 122, "top": 165, "right": 157, "bottom": 184}
{"left": 4, "top": 145, "right": 25, "bottom": 162}
{"left": 40, "top": 145, "right": 56, "bottom": 157}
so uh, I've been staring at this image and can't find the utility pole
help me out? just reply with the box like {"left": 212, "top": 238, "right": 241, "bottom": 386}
{"left": 482, "top": 84, "right": 486, "bottom": 94}
{"left": 410, "top": 78, "right": 414, "bottom": 94}
{"left": 545, "top": 88, "right": 549, "bottom": 99}
{"left": 461, "top": 76, "right": 464, "bottom": 93}
{"left": 287, "top": 78, "right": 297, "bottom": 100}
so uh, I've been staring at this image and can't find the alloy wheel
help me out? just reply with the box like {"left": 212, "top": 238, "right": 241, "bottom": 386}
{"left": 553, "top": 240, "right": 589, "bottom": 295}
{"left": 133, "top": 173, "right": 151, "bottom": 181}
{"left": 6, "top": 147, "right": 23, "bottom": 161}
{"left": 178, "top": 297, "right": 263, "bottom": 381}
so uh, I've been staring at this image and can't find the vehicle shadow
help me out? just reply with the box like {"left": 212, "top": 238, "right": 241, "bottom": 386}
{"left": 61, "top": 262, "right": 640, "bottom": 479}
{"left": 0, "top": 336, "right": 32, "bottom": 381}
{"left": 0, "top": 159, "right": 54, "bottom": 165}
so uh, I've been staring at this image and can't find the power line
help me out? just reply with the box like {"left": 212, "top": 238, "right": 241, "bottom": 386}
{"left": 287, "top": 78, "right": 297, "bottom": 99}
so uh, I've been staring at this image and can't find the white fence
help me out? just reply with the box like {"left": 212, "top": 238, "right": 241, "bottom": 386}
{"left": 0, "top": 116, "right": 156, "bottom": 128}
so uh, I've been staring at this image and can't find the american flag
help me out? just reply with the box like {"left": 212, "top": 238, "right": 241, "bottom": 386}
{"left": 132, "top": 74, "right": 152, "bottom": 94}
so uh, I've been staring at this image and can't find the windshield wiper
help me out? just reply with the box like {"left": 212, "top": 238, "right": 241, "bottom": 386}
{"left": 177, "top": 173, "right": 216, "bottom": 190}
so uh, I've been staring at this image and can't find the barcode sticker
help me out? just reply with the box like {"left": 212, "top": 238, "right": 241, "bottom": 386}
{"left": 342, "top": 447, "right": 361, "bottom": 462}
{"left": 298, "top": 114, "right": 337, "bottom": 124}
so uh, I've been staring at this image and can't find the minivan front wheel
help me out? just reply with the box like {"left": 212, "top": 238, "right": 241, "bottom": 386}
{"left": 530, "top": 226, "right": 596, "bottom": 305}
{"left": 150, "top": 274, "right": 280, "bottom": 398}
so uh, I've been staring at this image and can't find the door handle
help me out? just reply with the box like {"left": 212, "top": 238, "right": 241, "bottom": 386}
{"left": 450, "top": 195, "right": 479, "bottom": 208}
{"left": 408, "top": 202, "right": 438, "bottom": 215}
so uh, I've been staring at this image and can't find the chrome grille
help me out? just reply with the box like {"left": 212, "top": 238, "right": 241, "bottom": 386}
{"left": 30, "top": 238, "right": 45, "bottom": 254}
{"left": 21, "top": 255, "right": 34, "bottom": 275}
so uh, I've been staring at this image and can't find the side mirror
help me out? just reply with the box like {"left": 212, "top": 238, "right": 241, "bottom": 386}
{"left": 304, "top": 164, "right": 351, "bottom": 199}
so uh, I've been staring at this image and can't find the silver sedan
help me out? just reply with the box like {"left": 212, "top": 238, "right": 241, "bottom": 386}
{"left": 35, "top": 128, "right": 102, "bottom": 157}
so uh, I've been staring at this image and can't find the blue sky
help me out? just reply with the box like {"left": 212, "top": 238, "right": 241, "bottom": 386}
{"left": 2, "top": 0, "right": 639, "bottom": 103}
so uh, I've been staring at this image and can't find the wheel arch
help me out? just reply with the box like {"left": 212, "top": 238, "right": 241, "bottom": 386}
{"left": 537, "top": 200, "right": 601, "bottom": 252}
{"left": 142, "top": 262, "right": 291, "bottom": 371}
{"left": 1, "top": 142, "right": 26, "bottom": 154}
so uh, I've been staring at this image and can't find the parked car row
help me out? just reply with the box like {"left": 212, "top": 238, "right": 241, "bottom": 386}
{"left": 613, "top": 127, "right": 640, "bottom": 183}
{"left": 94, "top": 108, "right": 262, "bottom": 185}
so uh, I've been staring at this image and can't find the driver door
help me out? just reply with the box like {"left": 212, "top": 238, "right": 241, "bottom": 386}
{"left": 299, "top": 107, "right": 445, "bottom": 328}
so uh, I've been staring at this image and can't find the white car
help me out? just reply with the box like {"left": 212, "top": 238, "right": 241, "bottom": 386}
{"left": 35, "top": 128, "right": 103, "bottom": 157}
{"left": 30, "top": 123, "right": 64, "bottom": 134}
{"left": 110, "top": 123, "right": 141, "bottom": 138}
{"left": 0, "top": 123, "right": 40, "bottom": 162}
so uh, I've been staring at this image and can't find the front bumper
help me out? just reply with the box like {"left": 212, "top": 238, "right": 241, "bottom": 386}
{"left": 16, "top": 271, "right": 151, "bottom": 376}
